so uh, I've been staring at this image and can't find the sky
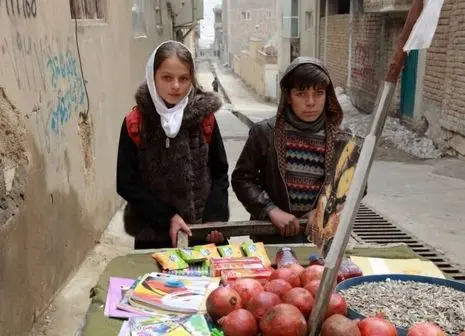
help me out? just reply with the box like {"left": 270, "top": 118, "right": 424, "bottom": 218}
{"left": 199, "top": 0, "right": 222, "bottom": 48}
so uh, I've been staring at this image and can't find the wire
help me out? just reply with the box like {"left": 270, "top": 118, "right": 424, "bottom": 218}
{"left": 73, "top": 12, "right": 90, "bottom": 120}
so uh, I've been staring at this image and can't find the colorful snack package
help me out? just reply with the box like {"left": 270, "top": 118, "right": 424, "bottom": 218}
{"left": 210, "top": 257, "right": 265, "bottom": 277}
{"left": 217, "top": 244, "right": 243, "bottom": 258}
{"left": 152, "top": 249, "right": 188, "bottom": 270}
{"left": 221, "top": 268, "right": 273, "bottom": 285}
{"left": 178, "top": 248, "right": 207, "bottom": 264}
{"left": 193, "top": 243, "right": 221, "bottom": 259}
{"left": 241, "top": 241, "right": 272, "bottom": 267}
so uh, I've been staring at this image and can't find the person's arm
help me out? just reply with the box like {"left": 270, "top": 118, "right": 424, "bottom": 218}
{"left": 116, "top": 119, "right": 176, "bottom": 230}
{"left": 202, "top": 119, "right": 230, "bottom": 222}
{"left": 231, "top": 124, "right": 276, "bottom": 219}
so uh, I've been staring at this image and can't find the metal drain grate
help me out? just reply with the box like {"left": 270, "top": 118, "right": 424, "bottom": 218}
{"left": 354, "top": 204, "right": 465, "bottom": 281}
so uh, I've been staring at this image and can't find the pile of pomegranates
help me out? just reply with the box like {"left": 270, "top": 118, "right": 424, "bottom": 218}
{"left": 205, "top": 262, "right": 463, "bottom": 336}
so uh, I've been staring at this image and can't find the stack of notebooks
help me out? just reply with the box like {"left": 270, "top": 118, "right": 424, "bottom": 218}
{"left": 104, "top": 273, "right": 221, "bottom": 335}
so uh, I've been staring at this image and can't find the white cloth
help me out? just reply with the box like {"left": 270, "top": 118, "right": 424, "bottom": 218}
{"left": 145, "top": 40, "right": 194, "bottom": 138}
{"left": 403, "top": 0, "right": 445, "bottom": 52}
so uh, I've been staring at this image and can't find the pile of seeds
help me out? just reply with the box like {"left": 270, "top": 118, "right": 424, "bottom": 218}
{"left": 339, "top": 279, "right": 465, "bottom": 334}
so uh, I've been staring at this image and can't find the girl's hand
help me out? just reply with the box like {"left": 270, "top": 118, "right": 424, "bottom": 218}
{"left": 169, "top": 214, "right": 192, "bottom": 247}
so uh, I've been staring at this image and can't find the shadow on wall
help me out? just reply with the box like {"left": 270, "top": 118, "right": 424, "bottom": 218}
{"left": 0, "top": 87, "right": 97, "bottom": 336}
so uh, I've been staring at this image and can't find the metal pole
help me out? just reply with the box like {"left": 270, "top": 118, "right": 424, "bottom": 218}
{"left": 308, "top": 0, "right": 425, "bottom": 334}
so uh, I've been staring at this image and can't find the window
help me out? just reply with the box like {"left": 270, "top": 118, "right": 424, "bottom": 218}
{"left": 266, "top": 10, "right": 272, "bottom": 18}
{"left": 241, "top": 11, "right": 251, "bottom": 20}
{"left": 282, "top": 0, "right": 299, "bottom": 38}
{"left": 70, "top": 0, "right": 105, "bottom": 20}
{"left": 338, "top": 0, "right": 350, "bottom": 14}
{"left": 132, "top": 0, "right": 147, "bottom": 38}
{"left": 305, "top": 11, "right": 314, "bottom": 31}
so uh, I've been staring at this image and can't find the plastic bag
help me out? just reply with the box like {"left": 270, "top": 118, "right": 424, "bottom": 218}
{"left": 403, "top": 0, "right": 445, "bottom": 52}
{"left": 337, "top": 258, "right": 363, "bottom": 283}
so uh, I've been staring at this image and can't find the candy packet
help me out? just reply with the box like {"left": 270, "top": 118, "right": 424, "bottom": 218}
{"left": 217, "top": 244, "right": 243, "bottom": 258}
{"left": 241, "top": 242, "right": 272, "bottom": 267}
{"left": 193, "top": 243, "right": 221, "bottom": 259}
{"left": 152, "top": 249, "right": 188, "bottom": 270}
{"left": 178, "top": 248, "right": 207, "bottom": 264}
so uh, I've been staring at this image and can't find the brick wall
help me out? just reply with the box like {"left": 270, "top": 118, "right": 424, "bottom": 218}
{"left": 347, "top": 13, "right": 384, "bottom": 113}
{"left": 318, "top": 15, "right": 350, "bottom": 89}
{"left": 344, "top": 13, "right": 403, "bottom": 115}
{"left": 439, "top": 0, "right": 465, "bottom": 138}
{"left": 422, "top": 0, "right": 465, "bottom": 154}
{"left": 424, "top": 1, "right": 451, "bottom": 105}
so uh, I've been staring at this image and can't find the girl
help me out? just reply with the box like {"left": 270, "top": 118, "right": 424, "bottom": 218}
{"left": 117, "top": 41, "right": 229, "bottom": 249}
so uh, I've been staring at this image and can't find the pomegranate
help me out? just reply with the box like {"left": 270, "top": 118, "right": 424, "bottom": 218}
{"left": 304, "top": 279, "right": 321, "bottom": 297}
{"left": 269, "top": 268, "right": 301, "bottom": 287}
{"left": 300, "top": 265, "right": 325, "bottom": 286}
{"left": 218, "top": 309, "right": 258, "bottom": 336}
{"left": 326, "top": 292, "right": 348, "bottom": 318}
{"left": 246, "top": 291, "right": 281, "bottom": 321}
{"left": 206, "top": 286, "right": 242, "bottom": 321}
{"left": 285, "top": 263, "right": 305, "bottom": 276}
{"left": 358, "top": 317, "right": 398, "bottom": 336}
{"left": 232, "top": 278, "right": 264, "bottom": 305}
{"left": 407, "top": 322, "right": 446, "bottom": 336}
{"left": 282, "top": 287, "right": 314, "bottom": 318}
{"left": 264, "top": 279, "right": 293, "bottom": 298}
{"left": 321, "top": 314, "right": 361, "bottom": 336}
{"left": 259, "top": 303, "right": 308, "bottom": 336}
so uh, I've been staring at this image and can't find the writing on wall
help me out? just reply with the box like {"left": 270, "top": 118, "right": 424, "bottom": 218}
{"left": 46, "top": 52, "right": 86, "bottom": 134}
{"left": 1, "top": 27, "right": 87, "bottom": 152}
{"left": 0, "top": 0, "right": 38, "bottom": 19}
{"left": 351, "top": 42, "right": 377, "bottom": 85}
{"left": 0, "top": 32, "right": 48, "bottom": 95}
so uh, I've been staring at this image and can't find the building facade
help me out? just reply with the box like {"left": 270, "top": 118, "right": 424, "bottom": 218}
{"left": 222, "top": 0, "right": 277, "bottom": 67}
{"left": 0, "top": 1, "right": 201, "bottom": 334}
{"left": 277, "top": 0, "right": 465, "bottom": 156}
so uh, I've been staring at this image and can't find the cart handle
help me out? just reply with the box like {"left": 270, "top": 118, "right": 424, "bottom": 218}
{"left": 176, "top": 219, "right": 308, "bottom": 248}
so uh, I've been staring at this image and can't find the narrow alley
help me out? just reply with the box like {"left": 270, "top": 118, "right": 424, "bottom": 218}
{"left": 29, "top": 58, "right": 465, "bottom": 336}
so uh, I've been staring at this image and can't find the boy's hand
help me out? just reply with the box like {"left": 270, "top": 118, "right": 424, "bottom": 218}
{"left": 206, "top": 230, "right": 225, "bottom": 243}
{"left": 268, "top": 208, "right": 300, "bottom": 236}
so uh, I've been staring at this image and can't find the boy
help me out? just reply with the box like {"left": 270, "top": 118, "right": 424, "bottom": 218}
{"left": 232, "top": 57, "right": 362, "bottom": 247}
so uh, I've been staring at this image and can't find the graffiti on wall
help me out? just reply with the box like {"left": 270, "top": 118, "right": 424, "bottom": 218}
{"left": 0, "top": 0, "right": 38, "bottom": 19}
{"left": 1, "top": 28, "right": 86, "bottom": 152}
{"left": 351, "top": 42, "right": 377, "bottom": 83}
{"left": 46, "top": 52, "right": 86, "bottom": 134}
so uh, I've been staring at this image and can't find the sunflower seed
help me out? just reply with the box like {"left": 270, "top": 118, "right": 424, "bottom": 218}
{"left": 339, "top": 280, "right": 465, "bottom": 334}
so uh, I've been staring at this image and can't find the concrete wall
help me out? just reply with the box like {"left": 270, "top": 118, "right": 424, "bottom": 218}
{"left": 319, "top": 15, "right": 350, "bottom": 88}
{"left": 225, "top": 0, "right": 277, "bottom": 56}
{"left": 0, "top": 1, "right": 173, "bottom": 335}
{"left": 299, "top": 0, "right": 320, "bottom": 58}
{"left": 233, "top": 40, "right": 278, "bottom": 100}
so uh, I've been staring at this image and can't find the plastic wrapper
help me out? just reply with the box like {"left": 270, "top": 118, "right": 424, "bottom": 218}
{"left": 152, "top": 249, "right": 188, "bottom": 270}
{"left": 210, "top": 257, "right": 265, "bottom": 277}
{"left": 337, "top": 258, "right": 363, "bottom": 283}
{"left": 193, "top": 243, "right": 221, "bottom": 259}
{"left": 241, "top": 241, "right": 272, "bottom": 267}
{"left": 178, "top": 248, "right": 207, "bottom": 264}
{"left": 217, "top": 244, "right": 243, "bottom": 258}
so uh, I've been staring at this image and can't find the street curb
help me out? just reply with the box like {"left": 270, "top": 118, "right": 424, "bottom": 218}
{"left": 232, "top": 110, "right": 254, "bottom": 129}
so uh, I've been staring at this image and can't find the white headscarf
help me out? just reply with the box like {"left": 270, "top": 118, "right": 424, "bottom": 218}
{"left": 145, "top": 40, "right": 194, "bottom": 138}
